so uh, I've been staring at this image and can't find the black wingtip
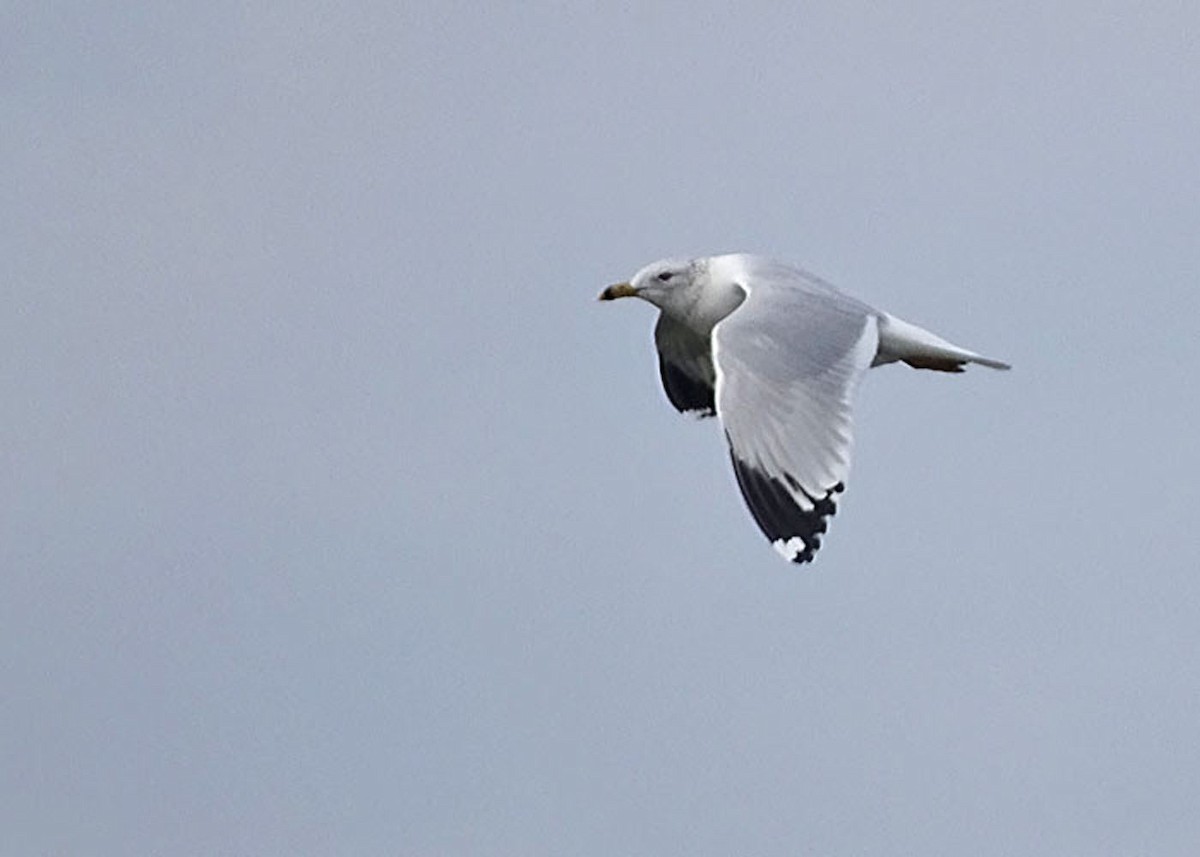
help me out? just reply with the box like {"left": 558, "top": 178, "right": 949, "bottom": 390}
{"left": 727, "top": 446, "right": 843, "bottom": 566}
{"left": 658, "top": 355, "right": 716, "bottom": 416}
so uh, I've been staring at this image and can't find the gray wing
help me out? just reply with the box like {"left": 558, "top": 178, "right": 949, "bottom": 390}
{"left": 654, "top": 314, "right": 716, "bottom": 416}
{"left": 712, "top": 264, "right": 879, "bottom": 563}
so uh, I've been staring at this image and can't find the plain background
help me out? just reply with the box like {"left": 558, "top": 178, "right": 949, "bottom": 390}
{"left": 4, "top": 3, "right": 1199, "bottom": 854}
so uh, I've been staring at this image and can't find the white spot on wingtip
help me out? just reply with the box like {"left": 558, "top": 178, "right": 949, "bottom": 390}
{"left": 772, "top": 536, "right": 808, "bottom": 561}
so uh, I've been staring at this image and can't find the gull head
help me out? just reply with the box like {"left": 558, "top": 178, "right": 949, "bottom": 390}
{"left": 599, "top": 255, "right": 749, "bottom": 332}
{"left": 598, "top": 257, "right": 703, "bottom": 314}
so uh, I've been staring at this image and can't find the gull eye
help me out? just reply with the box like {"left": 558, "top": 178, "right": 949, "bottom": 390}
{"left": 656, "top": 271, "right": 673, "bottom": 282}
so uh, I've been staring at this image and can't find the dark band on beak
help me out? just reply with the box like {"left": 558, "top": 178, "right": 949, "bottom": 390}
{"left": 598, "top": 282, "right": 638, "bottom": 301}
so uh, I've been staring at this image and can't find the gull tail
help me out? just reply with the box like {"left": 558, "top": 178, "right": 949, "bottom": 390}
{"left": 874, "top": 313, "right": 1011, "bottom": 373}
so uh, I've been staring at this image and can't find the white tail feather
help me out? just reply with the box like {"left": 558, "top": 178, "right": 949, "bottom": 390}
{"left": 875, "top": 313, "right": 1011, "bottom": 372}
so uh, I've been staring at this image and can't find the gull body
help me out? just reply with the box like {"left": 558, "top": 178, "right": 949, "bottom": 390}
{"left": 599, "top": 253, "right": 1009, "bottom": 565}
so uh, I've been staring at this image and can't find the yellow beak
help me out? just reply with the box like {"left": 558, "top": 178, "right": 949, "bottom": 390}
{"left": 598, "top": 282, "right": 639, "bottom": 301}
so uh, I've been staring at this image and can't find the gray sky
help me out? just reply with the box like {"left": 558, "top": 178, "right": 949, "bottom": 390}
{"left": 5, "top": 3, "right": 1200, "bottom": 854}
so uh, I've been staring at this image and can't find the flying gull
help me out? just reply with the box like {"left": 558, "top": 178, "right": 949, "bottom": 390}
{"left": 599, "top": 253, "right": 1009, "bottom": 564}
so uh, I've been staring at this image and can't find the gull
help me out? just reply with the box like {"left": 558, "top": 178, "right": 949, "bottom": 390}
{"left": 599, "top": 253, "right": 1009, "bottom": 564}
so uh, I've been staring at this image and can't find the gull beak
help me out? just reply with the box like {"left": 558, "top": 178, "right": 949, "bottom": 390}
{"left": 598, "top": 282, "right": 639, "bottom": 301}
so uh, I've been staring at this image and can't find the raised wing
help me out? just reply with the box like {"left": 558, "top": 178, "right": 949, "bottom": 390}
{"left": 712, "top": 264, "right": 879, "bottom": 563}
{"left": 654, "top": 313, "right": 716, "bottom": 416}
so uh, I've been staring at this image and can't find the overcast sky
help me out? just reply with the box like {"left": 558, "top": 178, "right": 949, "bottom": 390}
{"left": 5, "top": 3, "right": 1200, "bottom": 854}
